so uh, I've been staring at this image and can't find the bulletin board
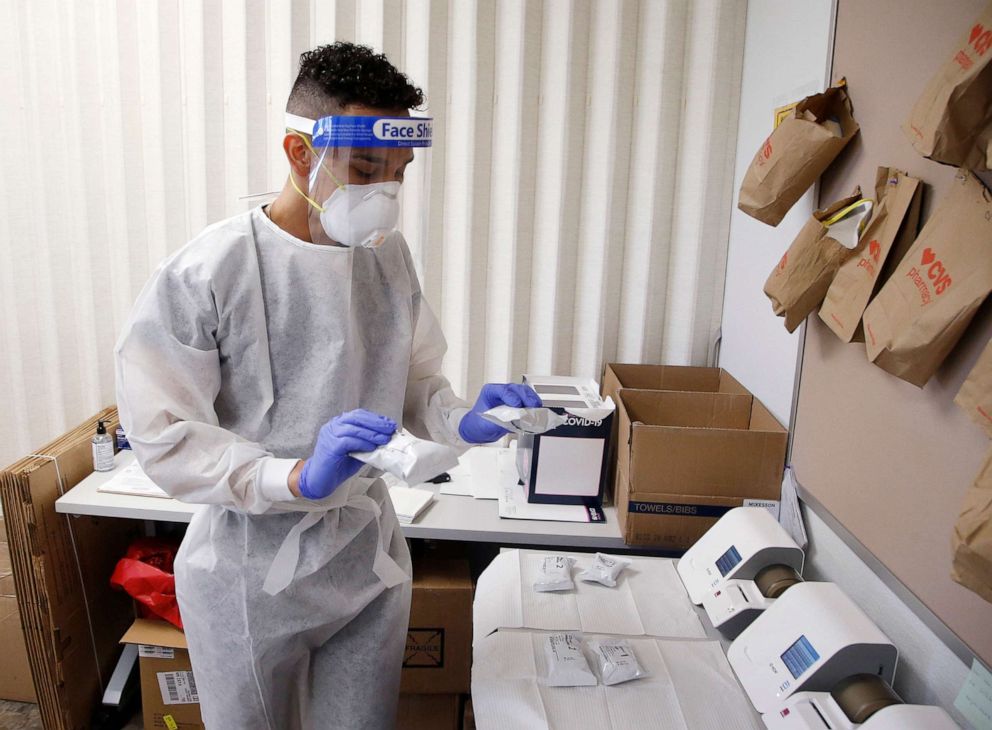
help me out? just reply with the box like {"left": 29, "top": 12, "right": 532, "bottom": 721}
{"left": 791, "top": 0, "right": 992, "bottom": 665}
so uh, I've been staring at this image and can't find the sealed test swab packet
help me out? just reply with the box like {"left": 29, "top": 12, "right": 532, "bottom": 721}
{"left": 586, "top": 638, "right": 649, "bottom": 686}
{"left": 544, "top": 633, "right": 597, "bottom": 687}
{"left": 576, "top": 553, "right": 631, "bottom": 588}
{"left": 352, "top": 428, "right": 460, "bottom": 486}
{"left": 480, "top": 406, "right": 567, "bottom": 435}
{"left": 533, "top": 555, "right": 576, "bottom": 592}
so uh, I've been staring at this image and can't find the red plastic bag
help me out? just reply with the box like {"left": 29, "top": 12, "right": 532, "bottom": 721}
{"left": 110, "top": 537, "right": 183, "bottom": 629}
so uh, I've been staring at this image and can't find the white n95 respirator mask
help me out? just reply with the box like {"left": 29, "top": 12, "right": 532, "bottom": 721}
{"left": 319, "top": 181, "right": 400, "bottom": 248}
{"left": 285, "top": 113, "right": 433, "bottom": 250}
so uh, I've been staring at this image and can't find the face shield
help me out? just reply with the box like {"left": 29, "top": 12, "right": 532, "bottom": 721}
{"left": 286, "top": 113, "right": 432, "bottom": 248}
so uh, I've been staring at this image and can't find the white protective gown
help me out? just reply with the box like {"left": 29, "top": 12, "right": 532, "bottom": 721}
{"left": 115, "top": 207, "right": 470, "bottom": 729}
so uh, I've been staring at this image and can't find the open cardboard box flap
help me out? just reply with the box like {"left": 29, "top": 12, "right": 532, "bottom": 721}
{"left": 121, "top": 618, "right": 188, "bottom": 650}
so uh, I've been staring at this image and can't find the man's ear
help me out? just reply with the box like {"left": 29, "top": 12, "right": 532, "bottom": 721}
{"left": 283, "top": 133, "right": 312, "bottom": 179}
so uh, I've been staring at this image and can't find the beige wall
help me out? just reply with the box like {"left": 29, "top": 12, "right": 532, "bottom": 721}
{"left": 794, "top": 0, "right": 992, "bottom": 665}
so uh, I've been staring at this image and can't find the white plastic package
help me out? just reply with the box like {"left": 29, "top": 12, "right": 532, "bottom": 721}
{"left": 544, "top": 633, "right": 597, "bottom": 687}
{"left": 480, "top": 406, "right": 567, "bottom": 435}
{"left": 351, "top": 428, "right": 460, "bottom": 486}
{"left": 586, "top": 638, "right": 649, "bottom": 686}
{"left": 576, "top": 553, "right": 632, "bottom": 588}
{"left": 533, "top": 555, "right": 576, "bottom": 592}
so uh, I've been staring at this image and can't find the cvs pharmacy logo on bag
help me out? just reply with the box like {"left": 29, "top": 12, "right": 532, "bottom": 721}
{"left": 756, "top": 137, "right": 773, "bottom": 166}
{"left": 970, "top": 22, "right": 992, "bottom": 55}
{"left": 906, "top": 247, "right": 953, "bottom": 305}
{"left": 857, "top": 240, "right": 882, "bottom": 277}
{"left": 956, "top": 22, "right": 992, "bottom": 69}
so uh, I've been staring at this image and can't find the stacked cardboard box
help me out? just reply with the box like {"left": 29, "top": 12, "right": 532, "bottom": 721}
{"left": 602, "top": 364, "right": 788, "bottom": 549}
{"left": 120, "top": 619, "right": 203, "bottom": 730}
{"left": 0, "top": 515, "right": 35, "bottom": 702}
{"left": 398, "top": 557, "right": 473, "bottom": 730}
{"left": 0, "top": 407, "right": 142, "bottom": 729}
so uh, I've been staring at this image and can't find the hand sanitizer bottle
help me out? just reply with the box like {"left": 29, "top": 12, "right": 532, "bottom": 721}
{"left": 92, "top": 420, "right": 115, "bottom": 472}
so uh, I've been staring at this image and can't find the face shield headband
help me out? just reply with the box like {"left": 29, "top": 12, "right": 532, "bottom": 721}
{"left": 285, "top": 113, "right": 433, "bottom": 248}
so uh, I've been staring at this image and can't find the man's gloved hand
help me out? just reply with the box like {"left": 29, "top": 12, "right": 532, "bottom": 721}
{"left": 299, "top": 409, "right": 397, "bottom": 500}
{"left": 458, "top": 383, "right": 543, "bottom": 444}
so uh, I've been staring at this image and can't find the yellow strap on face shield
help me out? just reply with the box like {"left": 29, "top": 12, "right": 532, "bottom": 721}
{"left": 286, "top": 129, "right": 348, "bottom": 213}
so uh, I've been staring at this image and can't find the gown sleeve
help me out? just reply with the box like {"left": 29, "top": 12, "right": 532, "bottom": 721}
{"left": 402, "top": 295, "right": 473, "bottom": 451}
{"left": 115, "top": 256, "right": 300, "bottom": 514}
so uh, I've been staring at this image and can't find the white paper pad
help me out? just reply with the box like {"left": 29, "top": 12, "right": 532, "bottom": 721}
{"left": 780, "top": 468, "right": 808, "bottom": 549}
{"left": 388, "top": 485, "right": 435, "bottom": 524}
{"left": 472, "top": 630, "right": 762, "bottom": 730}
{"left": 499, "top": 480, "right": 595, "bottom": 522}
{"left": 474, "top": 550, "right": 705, "bottom": 645}
{"left": 439, "top": 446, "right": 514, "bottom": 499}
{"left": 96, "top": 461, "right": 170, "bottom": 499}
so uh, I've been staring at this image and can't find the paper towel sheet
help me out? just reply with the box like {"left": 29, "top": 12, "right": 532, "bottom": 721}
{"left": 472, "top": 630, "right": 763, "bottom": 730}
{"left": 473, "top": 550, "right": 706, "bottom": 646}
{"left": 439, "top": 446, "right": 515, "bottom": 499}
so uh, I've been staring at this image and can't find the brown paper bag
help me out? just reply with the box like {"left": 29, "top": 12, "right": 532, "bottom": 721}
{"left": 956, "top": 338, "right": 992, "bottom": 438}
{"left": 904, "top": 2, "right": 992, "bottom": 171}
{"left": 818, "top": 168, "right": 923, "bottom": 342}
{"left": 951, "top": 448, "right": 992, "bottom": 603}
{"left": 739, "top": 83, "right": 860, "bottom": 226}
{"left": 863, "top": 170, "right": 992, "bottom": 387}
{"left": 764, "top": 189, "right": 868, "bottom": 333}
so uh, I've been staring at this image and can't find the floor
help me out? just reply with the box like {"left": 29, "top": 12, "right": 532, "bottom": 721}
{"left": 0, "top": 700, "right": 143, "bottom": 730}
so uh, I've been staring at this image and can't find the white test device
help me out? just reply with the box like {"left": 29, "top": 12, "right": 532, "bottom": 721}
{"left": 677, "top": 507, "right": 804, "bottom": 604}
{"left": 704, "top": 562, "right": 803, "bottom": 636}
{"left": 727, "top": 582, "right": 898, "bottom": 714}
{"left": 763, "top": 688, "right": 959, "bottom": 730}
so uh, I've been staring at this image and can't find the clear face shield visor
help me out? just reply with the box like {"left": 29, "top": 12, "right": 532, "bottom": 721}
{"left": 286, "top": 113, "right": 432, "bottom": 248}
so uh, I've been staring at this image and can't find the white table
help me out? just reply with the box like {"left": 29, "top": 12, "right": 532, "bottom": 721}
{"left": 55, "top": 450, "right": 639, "bottom": 551}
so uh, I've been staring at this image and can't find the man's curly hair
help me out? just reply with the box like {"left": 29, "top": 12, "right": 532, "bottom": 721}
{"left": 287, "top": 42, "right": 424, "bottom": 118}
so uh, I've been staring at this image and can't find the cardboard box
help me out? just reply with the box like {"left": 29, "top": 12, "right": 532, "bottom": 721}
{"left": 614, "top": 388, "right": 787, "bottom": 549}
{"left": 395, "top": 693, "right": 461, "bottom": 730}
{"left": 1, "top": 406, "right": 143, "bottom": 730}
{"left": 402, "top": 558, "right": 472, "bottom": 694}
{"left": 1, "top": 517, "right": 34, "bottom": 703}
{"left": 600, "top": 364, "right": 753, "bottom": 503}
{"left": 0, "top": 594, "right": 36, "bottom": 703}
{"left": 516, "top": 375, "right": 615, "bottom": 506}
{"left": 121, "top": 619, "right": 203, "bottom": 730}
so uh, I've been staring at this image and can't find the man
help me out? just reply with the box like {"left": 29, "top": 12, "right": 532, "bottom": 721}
{"left": 115, "top": 42, "right": 540, "bottom": 729}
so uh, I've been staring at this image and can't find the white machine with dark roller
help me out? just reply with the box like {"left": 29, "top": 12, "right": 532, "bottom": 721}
{"left": 703, "top": 562, "right": 805, "bottom": 636}
{"left": 727, "top": 582, "right": 899, "bottom": 714}
{"left": 763, "top": 673, "right": 959, "bottom": 729}
{"left": 676, "top": 507, "right": 805, "bottom": 634}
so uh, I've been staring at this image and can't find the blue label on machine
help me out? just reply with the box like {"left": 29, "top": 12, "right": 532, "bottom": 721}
{"left": 781, "top": 635, "right": 820, "bottom": 679}
{"left": 716, "top": 545, "right": 742, "bottom": 576}
{"left": 627, "top": 501, "right": 734, "bottom": 519}
{"left": 312, "top": 116, "right": 433, "bottom": 148}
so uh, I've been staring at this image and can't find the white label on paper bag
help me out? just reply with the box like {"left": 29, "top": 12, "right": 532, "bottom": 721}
{"left": 158, "top": 671, "right": 199, "bottom": 705}
{"left": 139, "top": 644, "right": 175, "bottom": 659}
{"left": 744, "top": 499, "right": 780, "bottom": 520}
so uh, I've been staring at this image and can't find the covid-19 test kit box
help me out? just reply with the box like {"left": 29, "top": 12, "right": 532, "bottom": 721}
{"left": 516, "top": 375, "right": 615, "bottom": 508}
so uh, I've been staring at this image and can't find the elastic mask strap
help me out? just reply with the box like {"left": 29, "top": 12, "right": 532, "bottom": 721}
{"left": 286, "top": 129, "right": 348, "bottom": 213}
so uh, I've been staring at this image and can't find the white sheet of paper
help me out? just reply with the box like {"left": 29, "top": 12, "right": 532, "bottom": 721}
{"left": 825, "top": 200, "right": 872, "bottom": 249}
{"left": 779, "top": 468, "right": 808, "bottom": 549}
{"left": 97, "top": 461, "right": 170, "bottom": 499}
{"left": 388, "top": 485, "right": 435, "bottom": 524}
{"left": 473, "top": 550, "right": 705, "bottom": 646}
{"left": 472, "top": 630, "right": 762, "bottom": 730}
{"left": 498, "top": 480, "right": 593, "bottom": 523}
{"left": 955, "top": 658, "right": 992, "bottom": 730}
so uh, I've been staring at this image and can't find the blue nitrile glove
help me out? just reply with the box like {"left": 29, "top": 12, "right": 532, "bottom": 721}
{"left": 458, "top": 383, "right": 543, "bottom": 444}
{"left": 298, "top": 409, "right": 397, "bottom": 500}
